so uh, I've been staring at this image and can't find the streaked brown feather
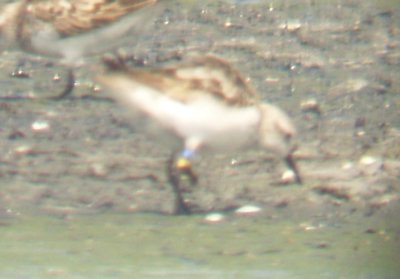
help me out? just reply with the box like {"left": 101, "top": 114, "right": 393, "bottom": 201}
{"left": 107, "top": 55, "right": 259, "bottom": 106}
{"left": 26, "top": 0, "right": 157, "bottom": 36}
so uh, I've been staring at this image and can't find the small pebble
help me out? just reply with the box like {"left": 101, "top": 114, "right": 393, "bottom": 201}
{"left": 279, "top": 19, "right": 302, "bottom": 31}
{"left": 359, "top": 155, "right": 376, "bottom": 166}
{"left": 341, "top": 161, "right": 354, "bottom": 170}
{"left": 355, "top": 130, "right": 366, "bottom": 137}
{"left": 31, "top": 120, "right": 50, "bottom": 132}
{"left": 235, "top": 205, "right": 261, "bottom": 215}
{"left": 204, "top": 213, "right": 225, "bottom": 223}
{"left": 91, "top": 84, "right": 102, "bottom": 92}
{"left": 89, "top": 163, "right": 108, "bottom": 177}
{"left": 265, "top": 76, "right": 280, "bottom": 83}
{"left": 224, "top": 20, "right": 233, "bottom": 28}
{"left": 53, "top": 73, "right": 61, "bottom": 81}
{"left": 14, "top": 145, "right": 32, "bottom": 155}
{"left": 299, "top": 222, "right": 324, "bottom": 231}
{"left": 280, "top": 169, "right": 296, "bottom": 184}
{"left": 300, "top": 99, "right": 321, "bottom": 114}
{"left": 358, "top": 155, "right": 383, "bottom": 176}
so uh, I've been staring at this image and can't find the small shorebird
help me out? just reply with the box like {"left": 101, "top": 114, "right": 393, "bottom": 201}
{"left": 0, "top": 0, "right": 163, "bottom": 99}
{"left": 99, "top": 55, "right": 302, "bottom": 214}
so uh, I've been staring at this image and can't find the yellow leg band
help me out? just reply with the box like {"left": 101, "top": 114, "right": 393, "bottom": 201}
{"left": 176, "top": 157, "right": 191, "bottom": 169}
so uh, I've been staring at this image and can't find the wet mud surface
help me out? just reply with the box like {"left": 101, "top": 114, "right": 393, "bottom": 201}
{"left": 0, "top": 0, "right": 399, "bottom": 277}
{"left": 1, "top": 0, "right": 399, "bottom": 216}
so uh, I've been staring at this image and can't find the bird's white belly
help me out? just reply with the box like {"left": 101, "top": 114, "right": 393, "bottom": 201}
{"left": 124, "top": 86, "right": 260, "bottom": 151}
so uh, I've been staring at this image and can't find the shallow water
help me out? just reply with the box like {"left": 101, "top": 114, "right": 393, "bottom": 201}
{"left": 1, "top": 208, "right": 399, "bottom": 278}
{"left": 0, "top": 0, "right": 399, "bottom": 278}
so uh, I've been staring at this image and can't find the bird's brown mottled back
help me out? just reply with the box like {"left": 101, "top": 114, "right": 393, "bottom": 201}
{"left": 169, "top": 56, "right": 258, "bottom": 106}
{"left": 26, "top": 0, "right": 157, "bottom": 37}
{"left": 107, "top": 55, "right": 259, "bottom": 106}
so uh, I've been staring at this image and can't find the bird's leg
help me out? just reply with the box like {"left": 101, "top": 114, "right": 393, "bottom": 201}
{"left": 285, "top": 153, "right": 302, "bottom": 184}
{"left": 166, "top": 148, "right": 198, "bottom": 215}
{"left": 52, "top": 68, "right": 75, "bottom": 100}
{"left": 174, "top": 148, "right": 198, "bottom": 185}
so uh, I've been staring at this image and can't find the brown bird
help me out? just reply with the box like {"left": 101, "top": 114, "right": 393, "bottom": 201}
{"left": 99, "top": 55, "right": 302, "bottom": 214}
{"left": 0, "top": 0, "right": 164, "bottom": 99}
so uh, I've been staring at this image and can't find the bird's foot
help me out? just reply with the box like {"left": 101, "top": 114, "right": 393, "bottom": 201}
{"left": 167, "top": 151, "right": 198, "bottom": 215}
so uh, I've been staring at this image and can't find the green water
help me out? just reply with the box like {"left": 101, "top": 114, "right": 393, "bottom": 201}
{"left": 1, "top": 212, "right": 398, "bottom": 278}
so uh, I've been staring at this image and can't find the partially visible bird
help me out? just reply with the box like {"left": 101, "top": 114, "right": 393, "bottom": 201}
{"left": 0, "top": 0, "right": 164, "bottom": 99}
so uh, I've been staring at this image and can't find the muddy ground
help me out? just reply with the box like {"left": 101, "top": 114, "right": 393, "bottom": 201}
{"left": 1, "top": 0, "right": 399, "bottom": 217}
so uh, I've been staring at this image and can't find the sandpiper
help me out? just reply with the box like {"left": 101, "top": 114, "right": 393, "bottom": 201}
{"left": 0, "top": 0, "right": 163, "bottom": 99}
{"left": 99, "top": 55, "right": 302, "bottom": 214}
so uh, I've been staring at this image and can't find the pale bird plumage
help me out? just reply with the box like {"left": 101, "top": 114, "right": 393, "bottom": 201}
{"left": 0, "top": 0, "right": 163, "bottom": 98}
{"left": 0, "top": 0, "right": 159, "bottom": 62}
{"left": 99, "top": 55, "right": 301, "bottom": 177}
{"left": 99, "top": 55, "right": 302, "bottom": 213}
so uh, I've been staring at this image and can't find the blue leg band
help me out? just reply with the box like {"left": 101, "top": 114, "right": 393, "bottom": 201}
{"left": 181, "top": 148, "right": 195, "bottom": 159}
